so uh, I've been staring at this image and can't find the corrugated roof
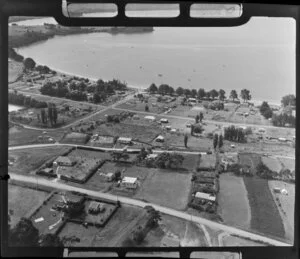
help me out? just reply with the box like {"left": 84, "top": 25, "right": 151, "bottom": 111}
{"left": 195, "top": 192, "right": 216, "bottom": 202}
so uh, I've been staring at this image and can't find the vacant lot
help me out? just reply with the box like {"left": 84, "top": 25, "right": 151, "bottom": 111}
{"left": 8, "top": 146, "right": 72, "bottom": 175}
{"left": 8, "top": 184, "right": 49, "bottom": 227}
{"left": 268, "top": 180, "right": 295, "bottom": 244}
{"left": 135, "top": 169, "right": 192, "bottom": 210}
{"left": 68, "top": 148, "right": 111, "bottom": 160}
{"left": 238, "top": 153, "right": 262, "bottom": 174}
{"left": 9, "top": 126, "right": 65, "bottom": 146}
{"left": 217, "top": 173, "right": 251, "bottom": 229}
{"left": 262, "top": 156, "right": 282, "bottom": 173}
{"left": 60, "top": 132, "right": 90, "bottom": 145}
{"left": 243, "top": 177, "right": 285, "bottom": 239}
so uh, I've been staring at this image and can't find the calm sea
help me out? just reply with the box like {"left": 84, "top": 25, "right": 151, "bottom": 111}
{"left": 14, "top": 14, "right": 296, "bottom": 105}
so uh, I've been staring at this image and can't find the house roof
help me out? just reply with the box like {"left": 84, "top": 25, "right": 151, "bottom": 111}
{"left": 156, "top": 135, "right": 164, "bottom": 140}
{"left": 55, "top": 156, "right": 74, "bottom": 164}
{"left": 144, "top": 115, "right": 156, "bottom": 120}
{"left": 118, "top": 137, "right": 132, "bottom": 142}
{"left": 147, "top": 154, "right": 158, "bottom": 159}
{"left": 122, "top": 177, "right": 137, "bottom": 184}
{"left": 88, "top": 201, "right": 103, "bottom": 211}
{"left": 195, "top": 192, "right": 216, "bottom": 202}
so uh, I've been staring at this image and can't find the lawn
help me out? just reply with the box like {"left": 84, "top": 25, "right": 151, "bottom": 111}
{"left": 8, "top": 184, "right": 49, "bottom": 227}
{"left": 8, "top": 146, "right": 72, "bottom": 175}
{"left": 9, "top": 126, "right": 65, "bottom": 146}
{"left": 268, "top": 180, "right": 295, "bottom": 244}
{"left": 217, "top": 173, "right": 251, "bottom": 229}
{"left": 261, "top": 156, "right": 282, "bottom": 173}
{"left": 68, "top": 148, "right": 111, "bottom": 160}
{"left": 135, "top": 169, "right": 192, "bottom": 210}
{"left": 243, "top": 177, "right": 285, "bottom": 239}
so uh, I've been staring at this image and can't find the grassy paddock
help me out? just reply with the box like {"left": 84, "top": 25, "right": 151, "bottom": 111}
{"left": 243, "top": 176, "right": 285, "bottom": 239}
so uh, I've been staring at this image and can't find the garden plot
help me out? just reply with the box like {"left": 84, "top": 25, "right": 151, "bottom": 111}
{"left": 8, "top": 184, "right": 49, "bottom": 227}
{"left": 68, "top": 148, "right": 111, "bottom": 160}
{"left": 60, "top": 132, "right": 90, "bottom": 145}
{"left": 261, "top": 156, "right": 282, "bottom": 173}
{"left": 135, "top": 169, "right": 192, "bottom": 210}
{"left": 243, "top": 177, "right": 285, "bottom": 239}
{"left": 217, "top": 173, "right": 251, "bottom": 229}
{"left": 8, "top": 146, "right": 72, "bottom": 175}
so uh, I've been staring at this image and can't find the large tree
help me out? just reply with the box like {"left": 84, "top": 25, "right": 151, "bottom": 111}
{"left": 281, "top": 94, "right": 296, "bottom": 107}
{"left": 213, "top": 134, "right": 218, "bottom": 150}
{"left": 23, "top": 57, "right": 36, "bottom": 71}
{"left": 148, "top": 83, "right": 158, "bottom": 94}
{"left": 176, "top": 87, "right": 184, "bottom": 96}
{"left": 39, "top": 234, "right": 63, "bottom": 247}
{"left": 197, "top": 88, "right": 206, "bottom": 100}
{"left": 191, "top": 89, "right": 197, "bottom": 98}
{"left": 219, "top": 89, "right": 226, "bottom": 101}
{"left": 9, "top": 217, "right": 39, "bottom": 246}
{"left": 260, "top": 101, "right": 273, "bottom": 119}
{"left": 210, "top": 89, "right": 219, "bottom": 100}
{"left": 184, "top": 134, "right": 188, "bottom": 148}
{"left": 230, "top": 90, "right": 238, "bottom": 101}
{"left": 240, "top": 89, "right": 251, "bottom": 102}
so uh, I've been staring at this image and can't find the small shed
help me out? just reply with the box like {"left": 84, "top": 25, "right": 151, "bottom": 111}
{"left": 160, "top": 118, "right": 169, "bottom": 123}
{"left": 155, "top": 135, "right": 165, "bottom": 142}
{"left": 144, "top": 115, "right": 156, "bottom": 121}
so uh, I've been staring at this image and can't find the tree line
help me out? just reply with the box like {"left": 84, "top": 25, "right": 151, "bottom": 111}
{"left": 38, "top": 103, "right": 58, "bottom": 126}
{"left": 148, "top": 83, "right": 251, "bottom": 102}
{"left": 224, "top": 125, "right": 246, "bottom": 143}
{"left": 9, "top": 91, "right": 48, "bottom": 109}
{"left": 40, "top": 78, "right": 127, "bottom": 103}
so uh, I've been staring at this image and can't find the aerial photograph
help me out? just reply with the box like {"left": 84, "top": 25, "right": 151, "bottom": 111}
{"left": 7, "top": 4, "right": 295, "bottom": 250}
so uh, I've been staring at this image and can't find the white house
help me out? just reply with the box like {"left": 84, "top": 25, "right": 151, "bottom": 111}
{"left": 194, "top": 192, "right": 216, "bottom": 202}
{"left": 121, "top": 177, "right": 138, "bottom": 189}
{"left": 118, "top": 137, "right": 132, "bottom": 145}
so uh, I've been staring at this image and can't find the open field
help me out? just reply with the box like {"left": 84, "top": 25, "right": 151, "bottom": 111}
{"left": 198, "top": 154, "right": 216, "bottom": 170}
{"left": 243, "top": 177, "right": 285, "bottom": 240}
{"left": 277, "top": 157, "right": 295, "bottom": 172}
{"left": 8, "top": 146, "right": 72, "bottom": 175}
{"left": 181, "top": 154, "right": 200, "bottom": 171}
{"left": 268, "top": 180, "right": 295, "bottom": 243}
{"left": 261, "top": 156, "right": 282, "bottom": 173}
{"left": 9, "top": 126, "right": 65, "bottom": 146}
{"left": 134, "top": 169, "right": 192, "bottom": 211}
{"left": 8, "top": 184, "right": 49, "bottom": 227}
{"left": 60, "top": 132, "right": 90, "bottom": 145}
{"left": 217, "top": 173, "right": 251, "bottom": 229}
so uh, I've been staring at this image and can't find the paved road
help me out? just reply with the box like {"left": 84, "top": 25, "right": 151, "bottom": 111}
{"left": 8, "top": 143, "right": 295, "bottom": 159}
{"left": 9, "top": 173, "right": 290, "bottom": 246}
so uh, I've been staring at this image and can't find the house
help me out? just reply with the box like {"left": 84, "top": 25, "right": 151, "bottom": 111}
{"left": 121, "top": 177, "right": 138, "bottom": 189}
{"left": 188, "top": 98, "right": 197, "bottom": 104}
{"left": 118, "top": 137, "right": 132, "bottom": 145}
{"left": 54, "top": 156, "right": 76, "bottom": 167}
{"left": 144, "top": 115, "right": 156, "bottom": 121}
{"left": 170, "top": 128, "right": 177, "bottom": 133}
{"left": 278, "top": 137, "right": 287, "bottom": 142}
{"left": 155, "top": 135, "right": 165, "bottom": 142}
{"left": 194, "top": 192, "right": 216, "bottom": 202}
{"left": 165, "top": 125, "right": 171, "bottom": 130}
{"left": 160, "top": 118, "right": 169, "bottom": 123}
{"left": 88, "top": 201, "right": 105, "bottom": 214}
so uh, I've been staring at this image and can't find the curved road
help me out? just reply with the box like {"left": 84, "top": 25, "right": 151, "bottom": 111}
{"left": 9, "top": 173, "right": 290, "bottom": 246}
